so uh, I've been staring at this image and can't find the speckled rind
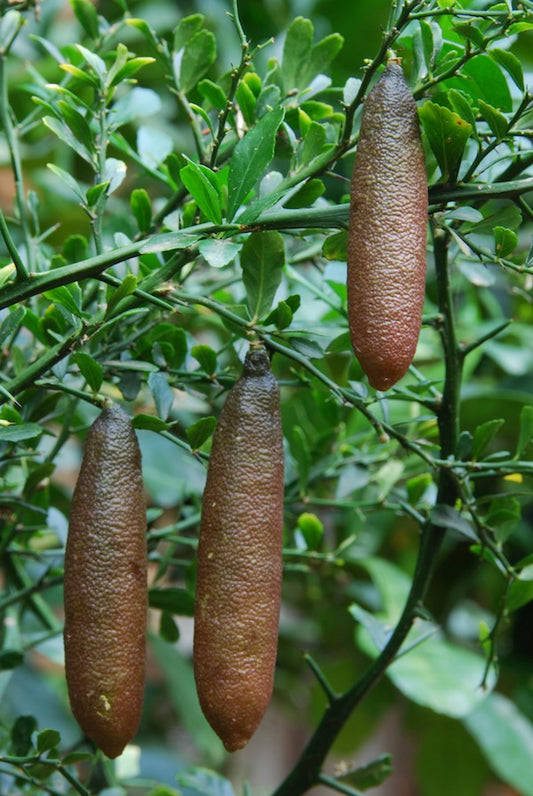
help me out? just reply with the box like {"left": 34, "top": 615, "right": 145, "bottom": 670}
{"left": 193, "top": 348, "right": 284, "bottom": 752}
{"left": 64, "top": 404, "right": 147, "bottom": 759}
{"left": 347, "top": 62, "right": 428, "bottom": 390}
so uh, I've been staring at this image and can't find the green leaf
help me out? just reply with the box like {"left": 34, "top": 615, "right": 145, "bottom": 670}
{"left": 131, "top": 413, "right": 168, "bottom": 432}
{"left": 125, "top": 18, "right": 159, "bottom": 53}
{"left": 148, "top": 372, "right": 174, "bottom": 421}
{"left": 471, "top": 418, "right": 504, "bottom": 461}
{"left": 86, "top": 181, "right": 109, "bottom": 207}
{"left": 175, "top": 768, "right": 236, "bottom": 796}
{"left": 452, "top": 22, "right": 485, "bottom": 48}
{"left": 485, "top": 496, "right": 521, "bottom": 544}
{"left": 493, "top": 226, "right": 518, "bottom": 258}
{"left": 173, "top": 13, "right": 204, "bottom": 52}
{"left": 288, "top": 425, "right": 310, "bottom": 492}
{"left": 264, "top": 300, "right": 293, "bottom": 330}
{"left": 74, "top": 352, "right": 103, "bottom": 393}
{"left": 281, "top": 17, "right": 343, "bottom": 94}
{"left": 37, "top": 729, "right": 61, "bottom": 754}
{"left": 180, "top": 162, "right": 222, "bottom": 224}
{"left": 0, "top": 306, "right": 25, "bottom": 346}
{"left": 56, "top": 100, "right": 93, "bottom": 150}
{"left": 131, "top": 188, "right": 152, "bottom": 232}
{"left": 71, "top": 0, "right": 99, "bottom": 38}
{"left": 187, "top": 416, "right": 216, "bottom": 450}
{"left": 109, "top": 56, "right": 155, "bottom": 87}
{"left": 490, "top": 48, "right": 524, "bottom": 92}
{"left": 0, "top": 11, "right": 22, "bottom": 51}
{"left": 149, "top": 587, "right": 195, "bottom": 615}
{"left": 322, "top": 230, "right": 347, "bottom": 261}
{"left": 240, "top": 230, "right": 285, "bottom": 320}
{"left": 105, "top": 273, "right": 137, "bottom": 317}
{"left": 448, "top": 89, "right": 477, "bottom": 133}
{"left": 284, "top": 178, "right": 324, "bottom": 208}
{"left": 0, "top": 423, "right": 41, "bottom": 444}
{"left": 298, "top": 121, "right": 327, "bottom": 168}
{"left": 198, "top": 78, "right": 227, "bottom": 111}
{"left": 227, "top": 105, "right": 285, "bottom": 220}
{"left": 179, "top": 29, "right": 216, "bottom": 93}
{"left": 338, "top": 754, "right": 393, "bottom": 790}
{"left": 516, "top": 405, "right": 533, "bottom": 458}
{"left": 419, "top": 101, "right": 472, "bottom": 182}
{"left": 465, "top": 693, "right": 533, "bottom": 796}
{"left": 44, "top": 115, "right": 94, "bottom": 164}
{"left": 459, "top": 54, "right": 512, "bottom": 112}
{"left": 478, "top": 99, "right": 508, "bottom": 139}
{"left": 43, "top": 284, "right": 84, "bottom": 319}
{"left": 235, "top": 79, "right": 257, "bottom": 126}
{"left": 191, "top": 344, "right": 217, "bottom": 374}
{"left": 47, "top": 164, "right": 86, "bottom": 203}
{"left": 198, "top": 238, "right": 240, "bottom": 269}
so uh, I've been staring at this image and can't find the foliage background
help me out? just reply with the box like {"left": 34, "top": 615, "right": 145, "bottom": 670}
{"left": 0, "top": 0, "right": 532, "bottom": 795}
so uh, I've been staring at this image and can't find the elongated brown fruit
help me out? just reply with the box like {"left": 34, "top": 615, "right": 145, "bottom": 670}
{"left": 347, "top": 61, "right": 428, "bottom": 390}
{"left": 193, "top": 347, "right": 284, "bottom": 752}
{"left": 64, "top": 404, "right": 147, "bottom": 759}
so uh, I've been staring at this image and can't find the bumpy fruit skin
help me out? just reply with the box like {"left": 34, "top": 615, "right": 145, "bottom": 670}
{"left": 193, "top": 347, "right": 284, "bottom": 752}
{"left": 347, "top": 61, "right": 428, "bottom": 390}
{"left": 64, "top": 404, "right": 147, "bottom": 759}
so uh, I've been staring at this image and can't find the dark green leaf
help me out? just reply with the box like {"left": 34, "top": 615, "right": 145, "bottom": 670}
{"left": 149, "top": 587, "right": 195, "bottom": 615}
{"left": 485, "top": 496, "right": 521, "bottom": 543}
{"left": 478, "top": 99, "right": 508, "bottom": 139}
{"left": 459, "top": 55, "right": 512, "bottom": 112}
{"left": 264, "top": 300, "right": 293, "bottom": 330}
{"left": 0, "top": 305, "right": 26, "bottom": 346}
{"left": 0, "top": 423, "right": 43, "bottom": 443}
{"left": 160, "top": 611, "right": 180, "bottom": 643}
{"left": 179, "top": 29, "right": 216, "bottom": 93}
{"left": 0, "top": 649, "right": 24, "bottom": 670}
{"left": 235, "top": 79, "right": 256, "bottom": 126}
{"left": 284, "top": 178, "right": 324, "bottom": 208}
{"left": 74, "top": 352, "right": 103, "bottom": 393}
{"left": 430, "top": 504, "right": 477, "bottom": 540}
{"left": 227, "top": 105, "right": 285, "bottom": 220}
{"left": 191, "top": 344, "right": 217, "bottom": 374}
{"left": 406, "top": 473, "right": 433, "bottom": 505}
{"left": 490, "top": 48, "right": 524, "bottom": 91}
{"left": 62, "top": 751, "right": 92, "bottom": 764}
{"left": 105, "top": 273, "right": 138, "bottom": 317}
{"left": 71, "top": 0, "right": 99, "bottom": 38}
{"left": 282, "top": 16, "right": 313, "bottom": 92}
{"left": 452, "top": 22, "right": 485, "bottom": 47}
{"left": 131, "top": 188, "right": 152, "bottom": 232}
{"left": 516, "top": 405, "right": 533, "bottom": 458}
{"left": 11, "top": 715, "right": 37, "bottom": 756}
{"left": 180, "top": 162, "right": 222, "bottom": 224}
{"left": 37, "top": 729, "right": 61, "bottom": 754}
{"left": 131, "top": 413, "right": 168, "bottom": 431}
{"left": 494, "top": 226, "right": 518, "bottom": 258}
{"left": 56, "top": 100, "right": 93, "bottom": 149}
{"left": 241, "top": 230, "right": 285, "bottom": 320}
{"left": 419, "top": 101, "right": 472, "bottom": 182}
{"left": 86, "top": 181, "right": 109, "bottom": 207}
{"left": 471, "top": 418, "right": 504, "bottom": 461}
{"left": 187, "top": 416, "right": 216, "bottom": 450}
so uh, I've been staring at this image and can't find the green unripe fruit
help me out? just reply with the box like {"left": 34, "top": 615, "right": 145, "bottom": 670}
{"left": 347, "top": 61, "right": 428, "bottom": 390}
{"left": 63, "top": 404, "right": 147, "bottom": 759}
{"left": 193, "top": 347, "right": 284, "bottom": 752}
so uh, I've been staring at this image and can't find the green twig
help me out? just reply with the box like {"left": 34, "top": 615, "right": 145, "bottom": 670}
{"left": 0, "top": 208, "right": 28, "bottom": 280}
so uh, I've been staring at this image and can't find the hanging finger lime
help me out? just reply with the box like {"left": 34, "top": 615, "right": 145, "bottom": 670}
{"left": 193, "top": 347, "right": 284, "bottom": 752}
{"left": 63, "top": 404, "right": 147, "bottom": 759}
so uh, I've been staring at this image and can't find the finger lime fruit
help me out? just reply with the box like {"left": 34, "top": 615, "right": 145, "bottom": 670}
{"left": 347, "top": 61, "right": 428, "bottom": 390}
{"left": 64, "top": 404, "right": 147, "bottom": 759}
{"left": 193, "top": 347, "right": 284, "bottom": 752}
